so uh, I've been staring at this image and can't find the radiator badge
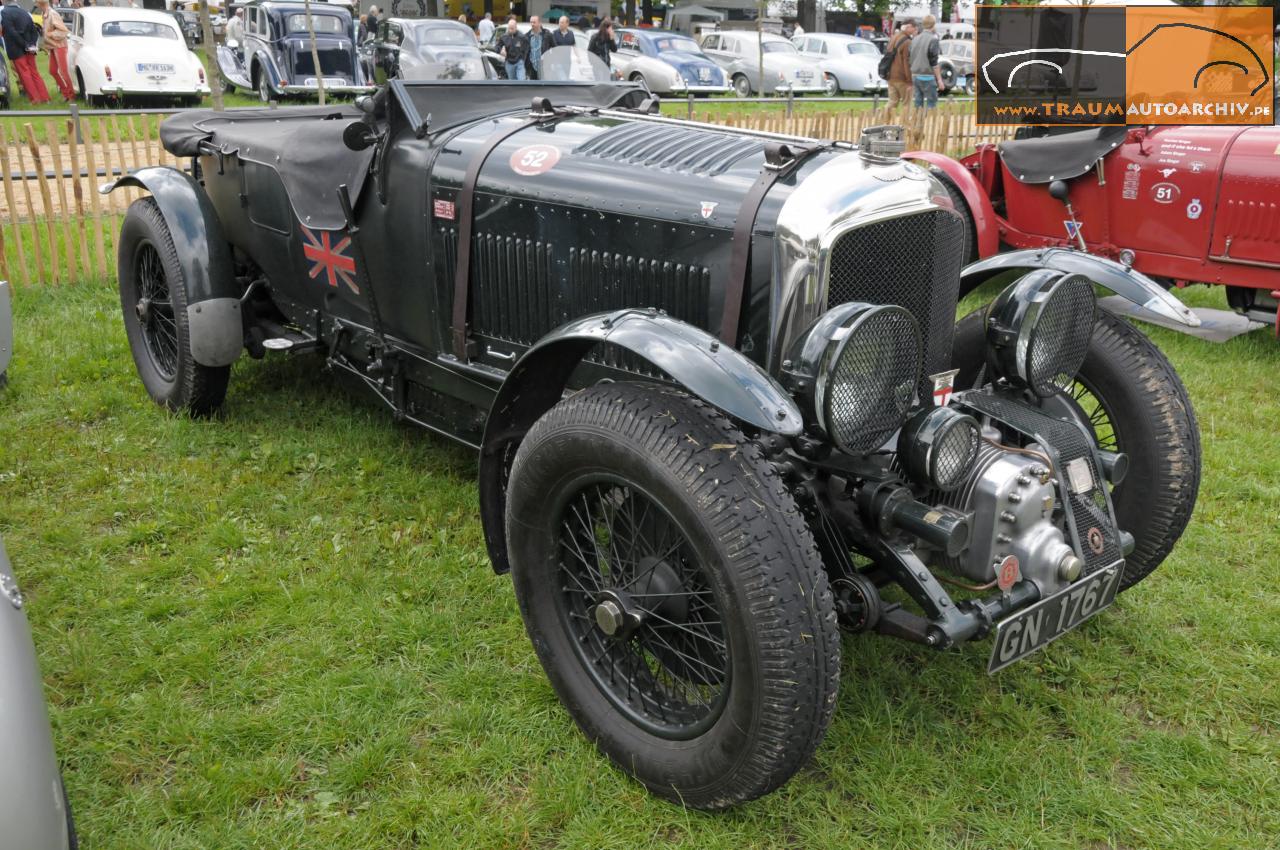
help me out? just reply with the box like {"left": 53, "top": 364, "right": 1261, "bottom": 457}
{"left": 930, "top": 368, "right": 959, "bottom": 407}
{"left": 700, "top": 201, "right": 718, "bottom": 219}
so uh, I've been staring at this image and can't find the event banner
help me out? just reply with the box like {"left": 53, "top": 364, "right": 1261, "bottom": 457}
{"left": 976, "top": 4, "right": 1274, "bottom": 126}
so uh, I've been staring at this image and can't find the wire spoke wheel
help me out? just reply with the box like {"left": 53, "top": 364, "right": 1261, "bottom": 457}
{"left": 556, "top": 478, "right": 729, "bottom": 740}
{"left": 134, "top": 241, "right": 179, "bottom": 380}
{"left": 1065, "top": 376, "right": 1119, "bottom": 454}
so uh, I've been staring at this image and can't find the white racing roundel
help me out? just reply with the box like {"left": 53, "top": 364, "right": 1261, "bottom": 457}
{"left": 510, "top": 144, "right": 561, "bottom": 176}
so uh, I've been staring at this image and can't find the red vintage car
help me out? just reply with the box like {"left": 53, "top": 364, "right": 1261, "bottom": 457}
{"left": 908, "top": 124, "right": 1280, "bottom": 332}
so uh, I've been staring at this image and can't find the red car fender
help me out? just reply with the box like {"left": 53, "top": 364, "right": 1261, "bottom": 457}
{"left": 902, "top": 151, "right": 1000, "bottom": 259}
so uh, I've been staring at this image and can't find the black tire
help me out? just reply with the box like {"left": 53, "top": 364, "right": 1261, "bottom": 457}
{"left": 257, "top": 72, "right": 272, "bottom": 103}
{"left": 931, "top": 167, "right": 978, "bottom": 268}
{"left": 951, "top": 308, "right": 1200, "bottom": 591}
{"left": 60, "top": 774, "right": 77, "bottom": 850}
{"left": 506, "top": 382, "right": 840, "bottom": 809}
{"left": 732, "top": 74, "right": 752, "bottom": 98}
{"left": 823, "top": 73, "right": 839, "bottom": 97}
{"left": 118, "top": 197, "right": 230, "bottom": 416}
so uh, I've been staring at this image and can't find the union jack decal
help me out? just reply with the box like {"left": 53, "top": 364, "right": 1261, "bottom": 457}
{"left": 302, "top": 225, "right": 359, "bottom": 294}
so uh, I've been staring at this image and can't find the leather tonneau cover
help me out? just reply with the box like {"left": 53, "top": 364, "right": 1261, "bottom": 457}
{"left": 161, "top": 107, "right": 372, "bottom": 230}
{"left": 390, "top": 79, "right": 646, "bottom": 135}
{"left": 997, "top": 126, "right": 1128, "bottom": 184}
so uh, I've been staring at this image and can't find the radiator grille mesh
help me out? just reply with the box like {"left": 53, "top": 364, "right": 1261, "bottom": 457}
{"left": 827, "top": 210, "right": 964, "bottom": 396}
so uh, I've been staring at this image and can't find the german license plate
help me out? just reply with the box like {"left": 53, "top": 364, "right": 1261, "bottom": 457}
{"left": 956, "top": 75, "right": 967, "bottom": 88}
{"left": 988, "top": 562, "right": 1123, "bottom": 673}
{"left": 136, "top": 62, "right": 174, "bottom": 74}
{"left": 304, "top": 77, "right": 347, "bottom": 88}
{"left": 796, "top": 70, "right": 813, "bottom": 80}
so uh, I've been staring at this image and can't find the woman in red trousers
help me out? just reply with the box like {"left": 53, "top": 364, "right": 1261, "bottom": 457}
{"left": 35, "top": 0, "right": 74, "bottom": 101}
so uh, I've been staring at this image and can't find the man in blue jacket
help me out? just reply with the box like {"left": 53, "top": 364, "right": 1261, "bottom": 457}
{"left": 1, "top": 0, "right": 49, "bottom": 103}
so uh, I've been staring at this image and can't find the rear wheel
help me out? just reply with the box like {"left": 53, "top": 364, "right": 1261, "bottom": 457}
{"left": 506, "top": 382, "right": 839, "bottom": 809}
{"left": 952, "top": 308, "right": 1200, "bottom": 591}
{"left": 118, "top": 197, "right": 230, "bottom": 416}
{"left": 823, "top": 73, "right": 839, "bottom": 97}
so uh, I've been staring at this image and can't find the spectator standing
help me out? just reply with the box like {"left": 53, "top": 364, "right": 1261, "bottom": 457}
{"left": 884, "top": 20, "right": 914, "bottom": 109}
{"left": 365, "top": 5, "right": 379, "bottom": 36}
{"left": 548, "top": 15, "right": 575, "bottom": 47}
{"left": 35, "top": 0, "right": 72, "bottom": 101}
{"left": 908, "top": 14, "right": 945, "bottom": 108}
{"left": 587, "top": 16, "right": 616, "bottom": 69}
{"left": 793, "top": 20, "right": 804, "bottom": 36}
{"left": 477, "top": 11, "right": 494, "bottom": 44}
{"left": 497, "top": 17, "right": 527, "bottom": 80}
{"left": 226, "top": 7, "right": 244, "bottom": 44}
{"left": 526, "top": 15, "right": 546, "bottom": 80}
{"left": 1, "top": 0, "right": 49, "bottom": 103}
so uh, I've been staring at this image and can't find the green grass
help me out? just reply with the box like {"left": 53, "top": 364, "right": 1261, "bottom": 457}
{"left": 0, "top": 281, "right": 1277, "bottom": 849}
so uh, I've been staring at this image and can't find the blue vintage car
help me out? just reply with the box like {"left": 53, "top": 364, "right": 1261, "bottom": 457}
{"left": 612, "top": 28, "right": 730, "bottom": 96}
{"left": 216, "top": 0, "right": 373, "bottom": 101}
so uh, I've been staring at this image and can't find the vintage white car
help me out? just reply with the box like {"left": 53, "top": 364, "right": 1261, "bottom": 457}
{"left": 68, "top": 7, "right": 211, "bottom": 105}
{"left": 791, "top": 32, "right": 887, "bottom": 96}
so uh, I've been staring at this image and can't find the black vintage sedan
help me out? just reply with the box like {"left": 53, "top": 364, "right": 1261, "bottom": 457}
{"left": 215, "top": 0, "right": 373, "bottom": 101}
{"left": 109, "top": 79, "right": 1200, "bottom": 810}
{"left": 360, "top": 17, "right": 494, "bottom": 84}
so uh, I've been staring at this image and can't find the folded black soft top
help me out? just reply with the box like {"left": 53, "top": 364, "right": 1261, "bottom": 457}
{"left": 159, "top": 82, "right": 645, "bottom": 229}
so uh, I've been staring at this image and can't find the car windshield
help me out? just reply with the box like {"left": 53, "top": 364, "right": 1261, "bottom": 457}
{"left": 761, "top": 41, "right": 796, "bottom": 54}
{"left": 100, "top": 20, "right": 179, "bottom": 39}
{"left": 846, "top": 41, "right": 878, "bottom": 56}
{"left": 285, "top": 14, "right": 346, "bottom": 34}
{"left": 415, "top": 25, "right": 474, "bottom": 46}
{"left": 652, "top": 36, "right": 699, "bottom": 53}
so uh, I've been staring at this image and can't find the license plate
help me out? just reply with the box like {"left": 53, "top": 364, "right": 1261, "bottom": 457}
{"left": 698, "top": 68, "right": 710, "bottom": 81}
{"left": 303, "top": 77, "right": 346, "bottom": 87}
{"left": 136, "top": 62, "right": 174, "bottom": 74}
{"left": 956, "top": 75, "right": 967, "bottom": 88}
{"left": 796, "top": 70, "right": 813, "bottom": 80}
{"left": 988, "top": 562, "right": 1123, "bottom": 673}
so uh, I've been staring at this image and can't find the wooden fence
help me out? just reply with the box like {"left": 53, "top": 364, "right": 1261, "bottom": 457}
{"left": 1, "top": 105, "right": 1014, "bottom": 286}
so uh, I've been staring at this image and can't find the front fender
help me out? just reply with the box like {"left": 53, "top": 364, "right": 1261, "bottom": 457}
{"left": 962, "top": 248, "right": 1201, "bottom": 328}
{"left": 103, "top": 167, "right": 243, "bottom": 366}
{"left": 477, "top": 309, "right": 803, "bottom": 573}
{"left": 902, "top": 150, "right": 999, "bottom": 259}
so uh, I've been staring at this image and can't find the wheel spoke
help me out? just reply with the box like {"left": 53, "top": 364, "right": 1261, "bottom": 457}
{"left": 555, "top": 478, "right": 729, "bottom": 737}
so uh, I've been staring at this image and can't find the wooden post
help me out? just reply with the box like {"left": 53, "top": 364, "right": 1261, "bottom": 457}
{"left": 67, "top": 119, "right": 91, "bottom": 279}
{"left": 98, "top": 118, "right": 120, "bottom": 215}
{"left": 82, "top": 121, "right": 107, "bottom": 281}
{"left": 0, "top": 132, "right": 28, "bottom": 287}
{"left": 23, "top": 124, "right": 59, "bottom": 284}
{"left": 126, "top": 115, "right": 142, "bottom": 174}
{"left": 46, "top": 122, "right": 78, "bottom": 283}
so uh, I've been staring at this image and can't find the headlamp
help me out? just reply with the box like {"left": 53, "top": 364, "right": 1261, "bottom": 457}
{"left": 985, "top": 270, "right": 1096, "bottom": 398}
{"left": 898, "top": 406, "right": 981, "bottom": 492}
{"left": 785, "top": 303, "right": 922, "bottom": 455}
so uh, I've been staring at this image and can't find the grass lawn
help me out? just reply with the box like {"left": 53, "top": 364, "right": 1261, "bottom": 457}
{"left": 0, "top": 280, "right": 1276, "bottom": 849}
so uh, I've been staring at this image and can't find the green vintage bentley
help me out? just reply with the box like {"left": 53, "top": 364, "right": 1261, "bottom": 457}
{"left": 106, "top": 70, "right": 1200, "bottom": 808}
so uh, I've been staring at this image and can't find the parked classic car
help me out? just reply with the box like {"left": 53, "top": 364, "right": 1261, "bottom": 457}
{"left": 168, "top": 9, "right": 203, "bottom": 46}
{"left": 67, "top": 7, "right": 211, "bottom": 105}
{"left": 361, "top": 17, "right": 493, "bottom": 83}
{"left": 612, "top": 28, "right": 730, "bottom": 96}
{"left": 216, "top": 0, "right": 373, "bottom": 101}
{"left": 938, "top": 38, "right": 974, "bottom": 95}
{"left": 699, "top": 29, "right": 826, "bottom": 97}
{"left": 0, "top": 537, "right": 78, "bottom": 850}
{"left": 110, "top": 79, "right": 1200, "bottom": 808}
{"left": 791, "top": 32, "right": 886, "bottom": 96}
{"left": 910, "top": 124, "right": 1280, "bottom": 330}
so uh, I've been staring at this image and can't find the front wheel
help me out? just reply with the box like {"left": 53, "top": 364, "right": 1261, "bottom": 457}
{"left": 952, "top": 308, "right": 1200, "bottom": 591}
{"left": 506, "top": 382, "right": 840, "bottom": 809}
{"left": 118, "top": 197, "right": 230, "bottom": 415}
{"left": 732, "top": 74, "right": 752, "bottom": 98}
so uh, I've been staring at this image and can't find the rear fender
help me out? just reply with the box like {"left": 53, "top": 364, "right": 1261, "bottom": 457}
{"left": 103, "top": 167, "right": 243, "bottom": 366}
{"left": 961, "top": 247, "right": 1201, "bottom": 327}
{"left": 903, "top": 150, "right": 999, "bottom": 258}
{"left": 478, "top": 309, "right": 803, "bottom": 574}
